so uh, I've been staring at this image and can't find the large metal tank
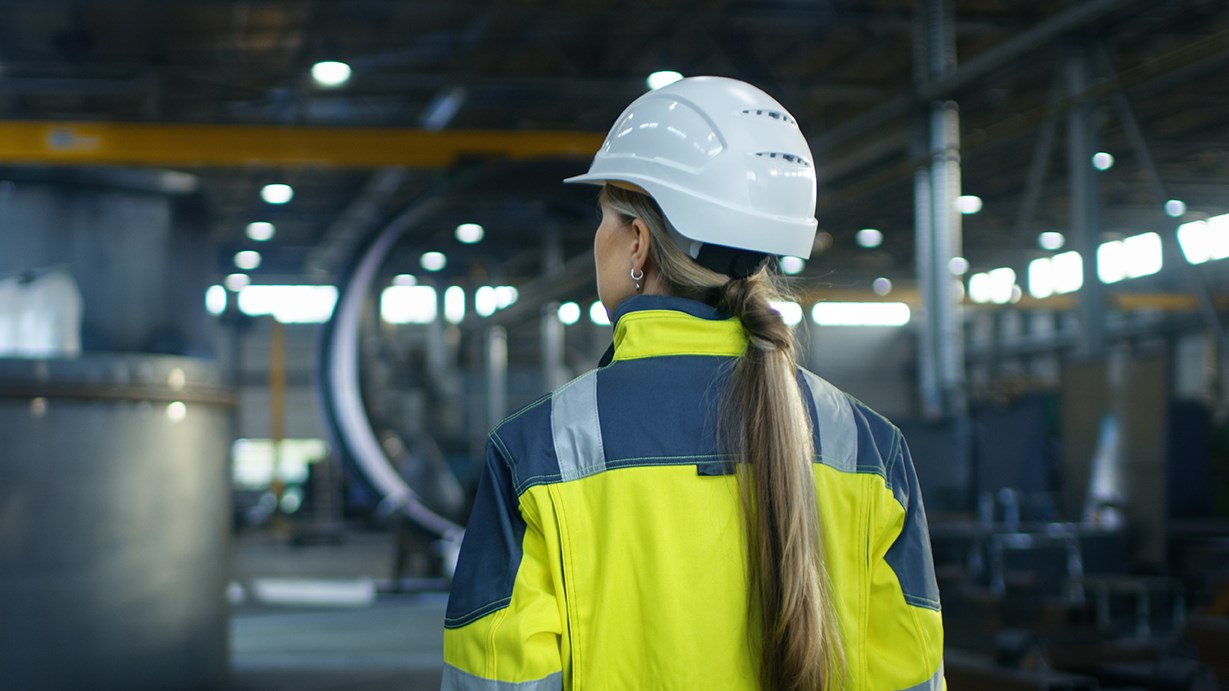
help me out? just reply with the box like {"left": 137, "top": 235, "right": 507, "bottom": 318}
{"left": 0, "top": 354, "right": 231, "bottom": 690}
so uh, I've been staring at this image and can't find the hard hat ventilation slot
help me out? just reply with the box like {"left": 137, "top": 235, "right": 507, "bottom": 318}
{"left": 741, "top": 108, "right": 797, "bottom": 126}
{"left": 755, "top": 152, "right": 811, "bottom": 167}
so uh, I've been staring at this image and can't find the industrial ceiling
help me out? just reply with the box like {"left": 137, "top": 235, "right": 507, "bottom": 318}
{"left": 1, "top": 0, "right": 1228, "bottom": 306}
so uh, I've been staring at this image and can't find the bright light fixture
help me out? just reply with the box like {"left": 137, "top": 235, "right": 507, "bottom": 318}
{"left": 856, "top": 228, "right": 883, "bottom": 249}
{"left": 234, "top": 250, "right": 262, "bottom": 270}
{"left": 948, "top": 256, "right": 970, "bottom": 275}
{"left": 311, "top": 61, "right": 352, "bottom": 88}
{"left": 779, "top": 256, "right": 806, "bottom": 275}
{"left": 1178, "top": 214, "right": 1229, "bottom": 264}
{"left": 1098, "top": 232, "right": 1162, "bottom": 284}
{"left": 444, "top": 286, "right": 466, "bottom": 324}
{"left": 968, "top": 267, "right": 1016, "bottom": 304}
{"left": 392, "top": 274, "right": 417, "bottom": 286}
{"left": 224, "top": 273, "right": 250, "bottom": 292}
{"left": 166, "top": 401, "right": 187, "bottom": 423}
{"left": 455, "top": 223, "right": 485, "bottom": 244}
{"left": 261, "top": 184, "right": 294, "bottom": 204}
{"left": 872, "top": 277, "right": 893, "bottom": 296}
{"left": 811, "top": 302, "right": 911, "bottom": 327}
{"left": 1038, "top": 231, "right": 1065, "bottom": 251}
{"left": 1029, "top": 250, "right": 1084, "bottom": 299}
{"left": 956, "top": 195, "right": 983, "bottom": 215}
{"left": 205, "top": 285, "right": 227, "bottom": 315}
{"left": 420, "top": 251, "right": 447, "bottom": 272}
{"left": 239, "top": 285, "right": 339, "bottom": 323}
{"left": 590, "top": 301, "right": 611, "bottom": 326}
{"left": 557, "top": 302, "right": 581, "bottom": 326}
{"left": 381, "top": 285, "right": 437, "bottom": 324}
{"left": 246, "top": 222, "right": 275, "bottom": 242}
{"left": 647, "top": 70, "right": 684, "bottom": 90}
{"left": 1091, "top": 152, "right": 1115, "bottom": 171}
{"left": 474, "top": 286, "right": 519, "bottom": 317}
{"left": 1165, "top": 199, "right": 1187, "bottom": 218}
{"left": 769, "top": 300, "right": 803, "bottom": 326}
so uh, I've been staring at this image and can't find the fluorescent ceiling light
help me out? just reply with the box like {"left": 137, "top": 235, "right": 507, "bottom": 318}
{"left": 811, "top": 302, "right": 911, "bottom": 327}
{"left": 420, "top": 251, "right": 447, "bottom": 272}
{"left": 234, "top": 250, "right": 261, "bottom": 270}
{"left": 856, "top": 228, "right": 883, "bottom": 248}
{"left": 557, "top": 302, "right": 581, "bottom": 326}
{"left": 246, "top": 221, "right": 275, "bottom": 242}
{"left": 261, "top": 184, "right": 294, "bottom": 204}
{"left": 311, "top": 61, "right": 352, "bottom": 88}
{"left": 779, "top": 256, "right": 805, "bottom": 275}
{"left": 455, "top": 223, "right": 485, "bottom": 244}
{"left": 956, "top": 195, "right": 983, "bottom": 215}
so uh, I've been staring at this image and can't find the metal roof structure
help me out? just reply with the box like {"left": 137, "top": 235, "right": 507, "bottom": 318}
{"left": 1, "top": 0, "right": 1228, "bottom": 303}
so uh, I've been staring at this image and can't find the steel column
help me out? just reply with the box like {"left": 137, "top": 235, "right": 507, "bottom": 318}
{"left": 1066, "top": 50, "right": 1107, "bottom": 357}
{"left": 486, "top": 325, "right": 508, "bottom": 432}
{"left": 915, "top": 0, "right": 966, "bottom": 417}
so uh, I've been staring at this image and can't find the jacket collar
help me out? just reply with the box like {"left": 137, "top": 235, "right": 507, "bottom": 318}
{"left": 604, "top": 295, "right": 746, "bottom": 363}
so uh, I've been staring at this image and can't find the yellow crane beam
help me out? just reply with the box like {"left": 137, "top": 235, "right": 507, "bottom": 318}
{"left": 0, "top": 121, "right": 605, "bottom": 168}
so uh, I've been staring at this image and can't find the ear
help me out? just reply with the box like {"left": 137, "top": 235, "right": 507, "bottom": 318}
{"left": 629, "top": 218, "right": 652, "bottom": 271}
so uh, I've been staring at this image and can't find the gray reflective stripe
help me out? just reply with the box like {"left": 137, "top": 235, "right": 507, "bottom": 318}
{"left": 551, "top": 370, "right": 605, "bottom": 482}
{"left": 801, "top": 370, "right": 858, "bottom": 473}
{"left": 897, "top": 664, "right": 944, "bottom": 691}
{"left": 442, "top": 665, "right": 563, "bottom": 691}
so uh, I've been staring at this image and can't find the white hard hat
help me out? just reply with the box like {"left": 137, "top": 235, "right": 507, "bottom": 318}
{"left": 565, "top": 76, "right": 817, "bottom": 262}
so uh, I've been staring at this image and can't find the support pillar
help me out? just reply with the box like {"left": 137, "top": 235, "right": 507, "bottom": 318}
{"left": 1066, "top": 49, "right": 1106, "bottom": 358}
{"left": 542, "top": 303, "right": 567, "bottom": 391}
{"left": 486, "top": 325, "right": 507, "bottom": 432}
{"left": 914, "top": 0, "right": 966, "bottom": 418}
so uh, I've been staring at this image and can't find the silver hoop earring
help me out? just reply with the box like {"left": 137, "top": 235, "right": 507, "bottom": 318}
{"left": 630, "top": 267, "right": 644, "bottom": 292}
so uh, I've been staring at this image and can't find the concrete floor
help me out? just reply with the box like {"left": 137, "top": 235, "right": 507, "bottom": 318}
{"left": 229, "top": 527, "right": 446, "bottom": 690}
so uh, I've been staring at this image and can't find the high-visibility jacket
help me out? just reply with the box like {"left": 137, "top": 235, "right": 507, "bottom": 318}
{"left": 443, "top": 295, "right": 945, "bottom": 690}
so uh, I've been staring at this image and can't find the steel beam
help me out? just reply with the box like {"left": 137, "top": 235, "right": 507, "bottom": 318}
{"left": 815, "top": 0, "right": 1142, "bottom": 154}
{"left": 0, "top": 122, "right": 604, "bottom": 167}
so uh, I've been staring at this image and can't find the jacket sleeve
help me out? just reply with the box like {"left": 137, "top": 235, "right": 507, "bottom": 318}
{"left": 864, "top": 431, "right": 946, "bottom": 690}
{"left": 442, "top": 436, "right": 565, "bottom": 690}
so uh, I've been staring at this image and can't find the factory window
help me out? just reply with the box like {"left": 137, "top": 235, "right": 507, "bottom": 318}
{"left": 811, "top": 302, "right": 911, "bottom": 327}
{"left": 231, "top": 438, "right": 329, "bottom": 489}
{"left": 1028, "top": 251, "right": 1084, "bottom": 300}
{"left": 237, "top": 285, "right": 337, "bottom": 323}
{"left": 968, "top": 267, "right": 1017, "bottom": 305}
{"left": 381, "top": 285, "right": 437, "bottom": 324}
{"left": 474, "top": 286, "right": 519, "bottom": 317}
{"left": 1097, "top": 232, "right": 1162, "bottom": 283}
{"left": 769, "top": 300, "right": 803, "bottom": 326}
{"left": 1177, "top": 213, "right": 1229, "bottom": 264}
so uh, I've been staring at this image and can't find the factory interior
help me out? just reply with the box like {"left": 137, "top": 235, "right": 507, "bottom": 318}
{"left": 2, "top": 0, "right": 1229, "bottom": 689}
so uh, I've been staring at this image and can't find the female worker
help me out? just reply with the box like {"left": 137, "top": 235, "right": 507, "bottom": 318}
{"left": 442, "top": 76, "right": 944, "bottom": 691}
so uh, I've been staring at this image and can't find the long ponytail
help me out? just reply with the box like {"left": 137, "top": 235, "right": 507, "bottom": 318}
{"left": 600, "top": 185, "right": 844, "bottom": 690}
{"left": 722, "top": 276, "right": 844, "bottom": 691}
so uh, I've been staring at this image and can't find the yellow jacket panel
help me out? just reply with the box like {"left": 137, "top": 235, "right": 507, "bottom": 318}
{"left": 443, "top": 296, "right": 944, "bottom": 690}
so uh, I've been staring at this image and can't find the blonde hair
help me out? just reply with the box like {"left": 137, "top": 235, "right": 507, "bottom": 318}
{"left": 600, "top": 185, "right": 845, "bottom": 690}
